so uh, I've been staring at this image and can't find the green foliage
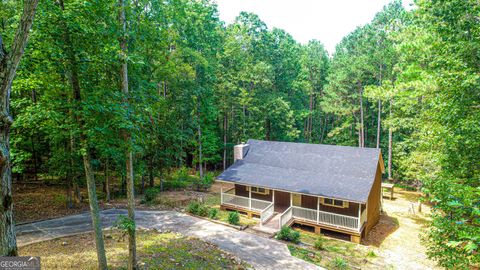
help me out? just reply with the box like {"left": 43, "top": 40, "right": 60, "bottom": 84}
{"left": 366, "top": 250, "right": 377, "bottom": 258}
{"left": 287, "top": 245, "right": 322, "bottom": 265}
{"left": 186, "top": 201, "right": 201, "bottom": 215}
{"left": 208, "top": 208, "right": 218, "bottom": 219}
{"left": 172, "top": 167, "right": 190, "bottom": 182}
{"left": 162, "top": 180, "right": 189, "bottom": 191}
{"left": 314, "top": 234, "right": 326, "bottom": 250}
{"left": 196, "top": 204, "right": 209, "bottom": 217}
{"left": 114, "top": 215, "right": 136, "bottom": 233}
{"left": 276, "top": 226, "right": 300, "bottom": 243}
{"left": 143, "top": 188, "right": 160, "bottom": 204}
{"left": 328, "top": 257, "right": 348, "bottom": 270}
{"left": 227, "top": 211, "right": 240, "bottom": 225}
{"left": 186, "top": 201, "right": 209, "bottom": 217}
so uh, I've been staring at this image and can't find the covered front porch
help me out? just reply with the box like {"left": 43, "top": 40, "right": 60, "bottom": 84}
{"left": 220, "top": 183, "right": 368, "bottom": 239}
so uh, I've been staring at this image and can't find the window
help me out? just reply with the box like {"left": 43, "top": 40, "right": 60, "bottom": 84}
{"left": 322, "top": 198, "right": 349, "bottom": 208}
{"left": 249, "top": 186, "right": 269, "bottom": 195}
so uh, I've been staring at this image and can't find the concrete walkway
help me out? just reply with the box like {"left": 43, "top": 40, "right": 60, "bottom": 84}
{"left": 17, "top": 209, "right": 321, "bottom": 270}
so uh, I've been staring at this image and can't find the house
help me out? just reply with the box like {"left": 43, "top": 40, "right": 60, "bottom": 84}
{"left": 216, "top": 139, "right": 384, "bottom": 243}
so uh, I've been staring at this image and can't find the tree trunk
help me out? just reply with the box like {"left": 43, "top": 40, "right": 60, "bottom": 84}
{"left": 58, "top": 0, "right": 107, "bottom": 267}
{"left": 377, "top": 63, "right": 382, "bottom": 149}
{"left": 30, "top": 135, "right": 38, "bottom": 181}
{"left": 388, "top": 99, "right": 393, "bottom": 180}
{"left": 0, "top": 0, "right": 39, "bottom": 256}
{"left": 223, "top": 113, "right": 227, "bottom": 170}
{"left": 83, "top": 151, "right": 108, "bottom": 270}
{"left": 358, "top": 81, "right": 365, "bottom": 147}
{"left": 148, "top": 156, "right": 154, "bottom": 187}
{"left": 118, "top": 1, "right": 137, "bottom": 268}
{"left": 197, "top": 110, "right": 203, "bottom": 179}
{"left": 104, "top": 160, "right": 110, "bottom": 202}
{"left": 308, "top": 92, "right": 313, "bottom": 142}
{"left": 377, "top": 99, "right": 381, "bottom": 149}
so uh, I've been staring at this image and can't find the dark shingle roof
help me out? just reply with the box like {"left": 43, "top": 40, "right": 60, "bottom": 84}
{"left": 217, "top": 139, "right": 383, "bottom": 203}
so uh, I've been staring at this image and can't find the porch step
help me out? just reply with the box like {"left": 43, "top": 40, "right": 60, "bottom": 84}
{"left": 251, "top": 213, "right": 281, "bottom": 235}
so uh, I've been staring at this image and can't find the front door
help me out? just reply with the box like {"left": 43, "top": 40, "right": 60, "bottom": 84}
{"left": 274, "top": 190, "right": 290, "bottom": 212}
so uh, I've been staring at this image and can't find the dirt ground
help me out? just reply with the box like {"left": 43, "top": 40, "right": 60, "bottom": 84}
{"left": 13, "top": 182, "right": 211, "bottom": 224}
{"left": 365, "top": 188, "right": 440, "bottom": 270}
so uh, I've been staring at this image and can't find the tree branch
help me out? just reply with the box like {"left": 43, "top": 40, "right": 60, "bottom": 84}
{"left": 2, "top": 0, "right": 39, "bottom": 96}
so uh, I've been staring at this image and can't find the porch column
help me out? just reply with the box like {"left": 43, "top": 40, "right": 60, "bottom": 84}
{"left": 272, "top": 190, "right": 275, "bottom": 204}
{"left": 220, "top": 186, "right": 223, "bottom": 204}
{"left": 358, "top": 204, "right": 362, "bottom": 231}
{"left": 249, "top": 186, "right": 252, "bottom": 210}
{"left": 317, "top": 197, "right": 320, "bottom": 224}
{"left": 290, "top": 193, "right": 293, "bottom": 206}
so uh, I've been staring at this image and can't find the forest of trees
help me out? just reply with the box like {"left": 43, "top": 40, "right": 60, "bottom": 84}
{"left": 1, "top": 0, "right": 478, "bottom": 268}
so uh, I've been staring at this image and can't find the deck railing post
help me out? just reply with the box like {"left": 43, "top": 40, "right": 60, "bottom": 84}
{"left": 317, "top": 197, "right": 320, "bottom": 224}
{"left": 358, "top": 204, "right": 361, "bottom": 231}
{"left": 249, "top": 186, "right": 252, "bottom": 210}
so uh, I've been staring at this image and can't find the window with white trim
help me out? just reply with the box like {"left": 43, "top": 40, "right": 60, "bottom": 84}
{"left": 249, "top": 186, "right": 269, "bottom": 195}
{"left": 321, "top": 198, "right": 349, "bottom": 208}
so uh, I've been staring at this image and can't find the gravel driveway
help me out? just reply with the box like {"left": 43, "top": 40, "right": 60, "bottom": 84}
{"left": 17, "top": 209, "right": 321, "bottom": 270}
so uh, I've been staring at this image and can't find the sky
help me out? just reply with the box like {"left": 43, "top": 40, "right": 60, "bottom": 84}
{"left": 215, "top": 0, "right": 414, "bottom": 54}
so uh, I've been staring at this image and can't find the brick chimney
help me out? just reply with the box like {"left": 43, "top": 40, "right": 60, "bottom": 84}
{"left": 234, "top": 143, "right": 249, "bottom": 161}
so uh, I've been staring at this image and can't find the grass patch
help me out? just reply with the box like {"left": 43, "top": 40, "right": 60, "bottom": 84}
{"left": 203, "top": 194, "right": 258, "bottom": 227}
{"left": 288, "top": 245, "right": 322, "bottom": 265}
{"left": 288, "top": 228, "right": 379, "bottom": 269}
{"left": 19, "top": 230, "right": 248, "bottom": 269}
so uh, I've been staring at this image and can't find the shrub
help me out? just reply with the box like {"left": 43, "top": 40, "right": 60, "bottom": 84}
{"left": 208, "top": 208, "right": 218, "bottom": 219}
{"left": 227, "top": 211, "right": 240, "bottom": 225}
{"left": 202, "top": 172, "right": 215, "bottom": 187}
{"left": 163, "top": 180, "right": 189, "bottom": 191}
{"left": 187, "top": 201, "right": 200, "bottom": 214}
{"left": 113, "top": 215, "right": 136, "bottom": 233}
{"left": 329, "top": 257, "right": 348, "bottom": 270}
{"left": 366, "top": 250, "right": 377, "bottom": 258}
{"left": 197, "top": 204, "right": 209, "bottom": 217}
{"left": 173, "top": 167, "right": 190, "bottom": 182}
{"left": 276, "top": 226, "right": 300, "bottom": 243}
{"left": 314, "top": 234, "right": 326, "bottom": 250}
{"left": 143, "top": 188, "right": 159, "bottom": 204}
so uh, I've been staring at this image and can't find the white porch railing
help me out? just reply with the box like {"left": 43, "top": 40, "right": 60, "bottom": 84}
{"left": 220, "top": 189, "right": 272, "bottom": 212}
{"left": 279, "top": 206, "right": 293, "bottom": 228}
{"left": 317, "top": 209, "right": 359, "bottom": 230}
{"left": 251, "top": 198, "right": 271, "bottom": 211}
{"left": 292, "top": 206, "right": 317, "bottom": 222}
{"left": 280, "top": 205, "right": 364, "bottom": 231}
{"left": 260, "top": 202, "right": 275, "bottom": 224}
{"left": 221, "top": 192, "right": 249, "bottom": 209}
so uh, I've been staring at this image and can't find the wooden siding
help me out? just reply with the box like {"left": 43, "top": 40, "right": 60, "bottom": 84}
{"left": 234, "top": 184, "right": 273, "bottom": 201}
{"left": 319, "top": 200, "right": 359, "bottom": 217}
{"left": 365, "top": 160, "right": 382, "bottom": 234}
{"left": 301, "top": 195, "right": 317, "bottom": 209}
